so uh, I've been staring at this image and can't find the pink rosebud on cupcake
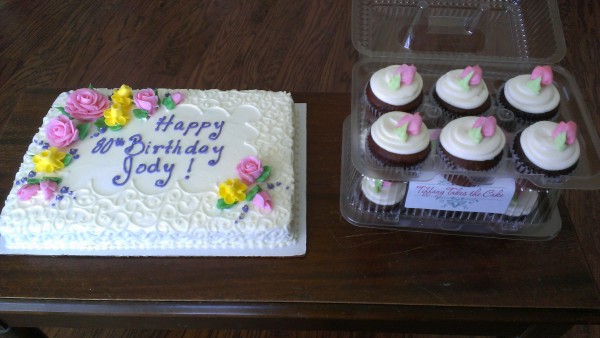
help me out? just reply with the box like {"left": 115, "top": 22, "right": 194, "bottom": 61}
{"left": 236, "top": 156, "right": 263, "bottom": 185}
{"left": 134, "top": 89, "right": 160, "bottom": 115}
{"left": 252, "top": 190, "right": 272, "bottom": 213}
{"left": 40, "top": 180, "right": 58, "bottom": 201}
{"left": 45, "top": 115, "right": 79, "bottom": 148}
{"left": 17, "top": 184, "right": 40, "bottom": 201}
{"left": 64, "top": 88, "right": 110, "bottom": 121}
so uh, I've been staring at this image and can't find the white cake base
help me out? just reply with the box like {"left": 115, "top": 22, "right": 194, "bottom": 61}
{"left": 0, "top": 104, "right": 307, "bottom": 257}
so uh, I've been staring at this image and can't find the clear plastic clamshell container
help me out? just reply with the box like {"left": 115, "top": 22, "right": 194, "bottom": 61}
{"left": 340, "top": 0, "right": 600, "bottom": 240}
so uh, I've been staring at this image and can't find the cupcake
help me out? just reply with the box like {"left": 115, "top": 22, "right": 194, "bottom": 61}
{"left": 511, "top": 120, "right": 580, "bottom": 176}
{"left": 432, "top": 65, "right": 491, "bottom": 119}
{"left": 357, "top": 177, "right": 406, "bottom": 213}
{"left": 503, "top": 188, "right": 539, "bottom": 218}
{"left": 367, "top": 111, "right": 431, "bottom": 168}
{"left": 498, "top": 65, "right": 560, "bottom": 122}
{"left": 365, "top": 64, "right": 423, "bottom": 122}
{"left": 438, "top": 116, "right": 506, "bottom": 171}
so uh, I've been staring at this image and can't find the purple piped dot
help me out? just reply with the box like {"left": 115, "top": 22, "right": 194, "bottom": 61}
{"left": 276, "top": 182, "right": 282, "bottom": 186}
{"left": 267, "top": 183, "right": 275, "bottom": 190}
{"left": 242, "top": 204, "right": 249, "bottom": 213}
{"left": 60, "top": 186, "right": 69, "bottom": 194}
{"left": 73, "top": 154, "right": 80, "bottom": 159}
{"left": 99, "top": 127, "right": 107, "bottom": 134}
{"left": 28, "top": 171, "right": 36, "bottom": 178}
{"left": 69, "top": 149, "right": 78, "bottom": 155}
{"left": 56, "top": 195, "right": 64, "bottom": 201}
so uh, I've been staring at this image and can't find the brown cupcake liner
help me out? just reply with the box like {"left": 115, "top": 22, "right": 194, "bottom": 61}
{"left": 437, "top": 143, "right": 502, "bottom": 187}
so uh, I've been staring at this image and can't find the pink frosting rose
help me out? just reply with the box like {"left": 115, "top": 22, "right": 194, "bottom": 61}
{"left": 236, "top": 156, "right": 263, "bottom": 185}
{"left": 64, "top": 88, "right": 110, "bottom": 121}
{"left": 134, "top": 88, "right": 160, "bottom": 115}
{"left": 45, "top": 115, "right": 79, "bottom": 148}
{"left": 252, "top": 190, "right": 272, "bottom": 213}
{"left": 17, "top": 184, "right": 40, "bottom": 201}
{"left": 40, "top": 181, "right": 58, "bottom": 201}
{"left": 170, "top": 92, "right": 184, "bottom": 105}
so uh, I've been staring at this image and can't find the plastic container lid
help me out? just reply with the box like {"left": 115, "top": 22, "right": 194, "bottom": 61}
{"left": 351, "top": 0, "right": 567, "bottom": 64}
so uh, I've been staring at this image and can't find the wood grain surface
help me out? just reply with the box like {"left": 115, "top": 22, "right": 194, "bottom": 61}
{"left": 0, "top": 0, "right": 599, "bottom": 337}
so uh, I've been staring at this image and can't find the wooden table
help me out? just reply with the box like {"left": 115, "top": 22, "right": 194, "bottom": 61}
{"left": 1, "top": 1, "right": 599, "bottom": 337}
{"left": 0, "top": 90, "right": 599, "bottom": 338}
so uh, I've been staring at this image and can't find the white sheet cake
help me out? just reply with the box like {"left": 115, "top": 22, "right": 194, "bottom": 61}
{"left": 0, "top": 87, "right": 299, "bottom": 254}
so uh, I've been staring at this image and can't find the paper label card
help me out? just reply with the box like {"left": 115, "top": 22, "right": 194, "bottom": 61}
{"left": 405, "top": 175, "right": 516, "bottom": 213}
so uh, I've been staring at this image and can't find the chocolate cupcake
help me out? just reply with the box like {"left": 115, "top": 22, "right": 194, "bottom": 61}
{"left": 367, "top": 111, "right": 431, "bottom": 168}
{"left": 438, "top": 116, "right": 506, "bottom": 172}
{"left": 355, "top": 177, "right": 406, "bottom": 213}
{"left": 511, "top": 120, "right": 580, "bottom": 177}
{"left": 438, "top": 116, "right": 506, "bottom": 186}
{"left": 365, "top": 65, "right": 423, "bottom": 123}
{"left": 498, "top": 65, "right": 560, "bottom": 122}
{"left": 432, "top": 65, "right": 491, "bottom": 120}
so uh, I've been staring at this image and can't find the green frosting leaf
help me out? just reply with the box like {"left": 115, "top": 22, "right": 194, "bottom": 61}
{"left": 388, "top": 74, "right": 401, "bottom": 90}
{"left": 457, "top": 70, "right": 474, "bottom": 91}
{"left": 526, "top": 77, "right": 542, "bottom": 94}
{"left": 88, "top": 83, "right": 94, "bottom": 89}
{"left": 62, "top": 154, "right": 73, "bottom": 167}
{"left": 27, "top": 178, "right": 41, "bottom": 185}
{"left": 163, "top": 95, "right": 176, "bottom": 110}
{"left": 394, "top": 123, "right": 409, "bottom": 142}
{"left": 554, "top": 131, "right": 567, "bottom": 150}
{"left": 108, "top": 124, "right": 122, "bottom": 131}
{"left": 42, "top": 176, "right": 62, "bottom": 184}
{"left": 133, "top": 108, "right": 149, "bottom": 120}
{"left": 468, "top": 126, "right": 483, "bottom": 144}
{"left": 94, "top": 117, "right": 108, "bottom": 130}
{"left": 374, "top": 179, "right": 383, "bottom": 193}
{"left": 154, "top": 88, "right": 161, "bottom": 106}
{"left": 256, "top": 166, "right": 271, "bottom": 182}
{"left": 245, "top": 185, "right": 262, "bottom": 201}
{"left": 217, "top": 198, "right": 237, "bottom": 210}
{"left": 55, "top": 106, "right": 72, "bottom": 119}
{"left": 76, "top": 123, "right": 91, "bottom": 140}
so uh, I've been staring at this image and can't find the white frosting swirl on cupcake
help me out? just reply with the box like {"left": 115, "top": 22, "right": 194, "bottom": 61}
{"left": 504, "top": 74, "right": 560, "bottom": 114}
{"left": 370, "top": 65, "right": 423, "bottom": 106}
{"left": 361, "top": 177, "right": 406, "bottom": 206}
{"left": 370, "top": 111, "right": 430, "bottom": 154}
{"left": 440, "top": 116, "right": 506, "bottom": 161}
{"left": 435, "top": 69, "right": 490, "bottom": 109}
{"left": 519, "top": 121, "right": 580, "bottom": 171}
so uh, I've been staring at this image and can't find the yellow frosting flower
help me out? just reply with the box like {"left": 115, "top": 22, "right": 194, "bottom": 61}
{"left": 111, "top": 84, "right": 133, "bottom": 108}
{"left": 115, "top": 84, "right": 132, "bottom": 97}
{"left": 104, "top": 104, "right": 130, "bottom": 127}
{"left": 218, "top": 178, "right": 247, "bottom": 204}
{"left": 32, "top": 147, "right": 66, "bottom": 173}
